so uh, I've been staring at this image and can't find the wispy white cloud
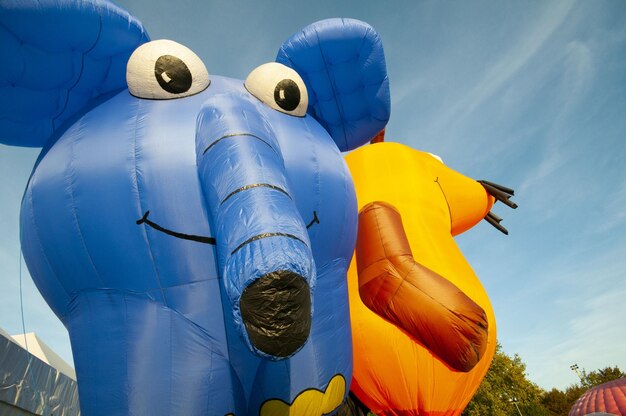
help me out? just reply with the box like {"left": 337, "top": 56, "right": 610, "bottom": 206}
{"left": 447, "top": 3, "right": 575, "bottom": 123}
{"left": 396, "top": 1, "right": 576, "bottom": 135}
{"left": 590, "top": 180, "right": 626, "bottom": 234}
{"left": 516, "top": 37, "right": 596, "bottom": 221}
{"left": 500, "top": 239, "right": 626, "bottom": 389}
{"left": 532, "top": 287, "right": 626, "bottom": 389}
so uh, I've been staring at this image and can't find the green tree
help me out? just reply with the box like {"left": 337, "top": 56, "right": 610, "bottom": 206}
{"left": 540, "top": 365, "right": 624, "bottom": 416}
{"left": 579, "top": 366, "right": 625, "bottom": 388}
{"left": 541, "top": 388, "right": 574, "bottom": 416}
{"left": 541, "top": 386, "right": 589, "bottom": 416}
{"left": 463, "top": 343, "right": 549, "bottom": 416}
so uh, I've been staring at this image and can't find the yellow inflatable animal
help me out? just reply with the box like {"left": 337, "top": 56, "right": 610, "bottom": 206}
{"left": 345, "top": 141, "right": 516, "bottom": 416}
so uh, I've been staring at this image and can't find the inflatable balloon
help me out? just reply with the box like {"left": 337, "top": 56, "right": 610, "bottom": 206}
{"left": 569, "top": 378, "right": 626, "bottom": 416}
{"left": 345, "top": 142, "right": 516, "bottom": 415}
{"left": 0, "top": 1, "right": 390, "bottom": 415}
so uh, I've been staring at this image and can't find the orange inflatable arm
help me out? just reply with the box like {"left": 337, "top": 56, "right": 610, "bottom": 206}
{"left": 356, "top": 201, "right": 488, "bottom": 372}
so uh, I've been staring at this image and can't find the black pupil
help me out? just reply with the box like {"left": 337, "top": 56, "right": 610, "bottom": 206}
{"left": 274, "top": 79, "right": 300, "bottom": 112}
{"left": 154, "top": 55, "right": 192, "bottom": 94}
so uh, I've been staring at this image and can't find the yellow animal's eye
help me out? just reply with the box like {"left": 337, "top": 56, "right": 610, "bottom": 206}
{"left": 427, "top": 152, "right": 444, "bottom": 164}
{"left": 126, "top": 39, "right": 209, "bottom": 99}
{"left": 244, "top": 62, "right": 308, "bottom": 117}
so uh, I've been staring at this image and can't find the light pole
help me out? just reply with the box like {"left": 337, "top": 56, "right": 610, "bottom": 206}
{"left": 570, "top": 363, "right": 584, "bottom": 384}
{"left": 509, "top": 397, "right": 523, "bottom": 416}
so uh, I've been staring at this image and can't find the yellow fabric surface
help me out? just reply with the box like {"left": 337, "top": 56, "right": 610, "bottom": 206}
{"left": 345, "top": 142, "right": 496, "bottom": 416}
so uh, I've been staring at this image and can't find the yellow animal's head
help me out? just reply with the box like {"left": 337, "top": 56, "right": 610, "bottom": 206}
{"left": 347, "top": 142, "right": 503, "bottom": 238}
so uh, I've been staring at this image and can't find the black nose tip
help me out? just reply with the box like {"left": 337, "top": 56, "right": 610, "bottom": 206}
{"left": 240, "top": 270, "right": 311, "bottom": 357}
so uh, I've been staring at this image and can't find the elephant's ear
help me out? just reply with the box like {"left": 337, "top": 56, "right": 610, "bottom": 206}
{"left": 276, "top": 18, "right": 390, "bottom": 152}
{"left": 0, "top": 0, "right": 149, "bottom": 147}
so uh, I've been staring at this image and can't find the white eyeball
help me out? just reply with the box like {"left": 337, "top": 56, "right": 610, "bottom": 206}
{"left": 427, "top": 153, "right": 444, "bottom": 164}
{"left": 126, "top": 39, "right": 209, "bottom": 99}
{"left": 244, "top": 62, "right": 308, "bottom": 117}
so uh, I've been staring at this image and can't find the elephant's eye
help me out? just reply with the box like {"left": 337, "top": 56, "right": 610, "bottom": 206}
{"left": 245, "top": 62, "right": 308, "bottom": 117}
{"left": 127, "top": 40, "right": 209, "bottom": 99}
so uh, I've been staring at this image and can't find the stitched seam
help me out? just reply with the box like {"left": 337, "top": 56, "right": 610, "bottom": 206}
{"left": 231, "top": 233, "right": 308, "bottom": 255}
{"left": 131, "top": 101, "right": 168, "bottom": 305}
{"left": 220, "top": 183, "right": 291, "bottom": 206}
{"left": 314, "top": 26, "right": 348, "bottom": 150}
{"left": 67, "top": 116, "right": 104, "bottom": 287}
{"left": 24, "top": 186, "right": 72, "bottom": 318}
{"left": 52, "top": 12, "right": 103, "bottom": 128}
{"left": 202, "top": 133, "right": 276, "bottom": 156}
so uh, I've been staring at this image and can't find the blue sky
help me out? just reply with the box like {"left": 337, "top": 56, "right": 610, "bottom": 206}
{"left": 1, "top": 0, "right": 625, "bottom": 391}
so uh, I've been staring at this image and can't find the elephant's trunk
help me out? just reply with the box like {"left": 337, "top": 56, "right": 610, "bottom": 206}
{"left": 195, "top": 93, "right": 314, "bottom": 358}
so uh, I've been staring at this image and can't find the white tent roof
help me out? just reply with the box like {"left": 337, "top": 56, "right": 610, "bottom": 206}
{"left": 10, "top": 332, "right": 76, "bottom": 380}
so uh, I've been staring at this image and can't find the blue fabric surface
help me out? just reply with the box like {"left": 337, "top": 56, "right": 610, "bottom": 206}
{"left": 277, "top": 18, "right": 391, "bottom": 151}
{"left": 0, "top": 0, "right": 148, "bottom": 147}
{"left": 3, "top": 1, "right": 390, "bottom": 414}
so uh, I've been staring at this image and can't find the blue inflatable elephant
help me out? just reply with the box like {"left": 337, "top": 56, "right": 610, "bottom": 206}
{"left": 0, "top": 1, "right": 390, "bottom": 415}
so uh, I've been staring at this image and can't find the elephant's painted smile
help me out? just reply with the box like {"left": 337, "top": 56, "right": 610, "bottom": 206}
{"left": 136, "top": 210, "right": 320, "bottom": 246}
{"left": 136, "top": 211, "right": 216, "bottom": 244}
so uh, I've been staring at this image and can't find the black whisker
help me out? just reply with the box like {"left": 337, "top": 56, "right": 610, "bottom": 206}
{"left": 484, "top": 211, "right": 509, "bottom": 235}
{"left": 478, "top": 180, "right": 515, "bottom": 196}
{"left": 479, "top": 180, "right": 518, "bottom": 209}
